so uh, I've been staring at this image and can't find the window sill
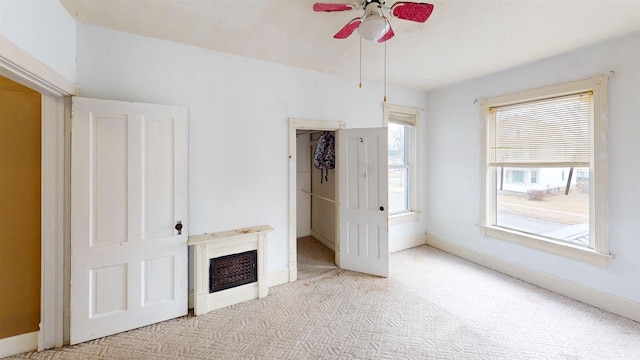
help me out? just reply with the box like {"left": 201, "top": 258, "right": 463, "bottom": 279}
{"left": 389, "top": 211, "right": 420, "bottom": 225}
{"left": 477, "top": 225, "right": 613, "bottom": 268}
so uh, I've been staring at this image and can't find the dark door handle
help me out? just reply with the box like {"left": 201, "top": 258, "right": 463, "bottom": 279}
{"left": 175, "top": 221, "right": 183, "bottom": 235}
{"left": 379, "top": 206, "right": 385, "bottom": 211}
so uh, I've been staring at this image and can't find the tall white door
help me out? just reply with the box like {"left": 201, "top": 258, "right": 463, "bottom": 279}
{"left": 70, "top": 97, "right": 189, "bottom": 344}
{"left": 338, "top": 128, "right": 389, "bottom": 277}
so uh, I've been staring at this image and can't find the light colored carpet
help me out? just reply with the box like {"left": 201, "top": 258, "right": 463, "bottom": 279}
{"left": 296, "top": 236, "right": 337, "bottom": 281}
{"left": 6, "top": 241, "right": 640, "bottom": 359}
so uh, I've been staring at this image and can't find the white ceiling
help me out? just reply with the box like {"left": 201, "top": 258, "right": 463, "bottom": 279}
{"left": 60, "top": 0, "right": 640, "bottom": 91}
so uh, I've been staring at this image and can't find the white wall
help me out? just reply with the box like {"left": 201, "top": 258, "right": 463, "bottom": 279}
{"left": 296, "top": 133, "right": 311, "bottom": 238}
{"left": 424, "top": 33, "right": 640, "bottom": 303}
{"left": 310, "top": 132, "right": 336, "bottom": 249}
{"left": 0, "top": 0, "right": 76, "bottom": 83}
{"left": 76, "top": 25, "right": 428, "bottom": 281}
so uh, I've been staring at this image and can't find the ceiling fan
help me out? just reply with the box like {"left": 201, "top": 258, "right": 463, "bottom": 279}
{"left": 313, "top": 0, "right": 434, "bottom": 42}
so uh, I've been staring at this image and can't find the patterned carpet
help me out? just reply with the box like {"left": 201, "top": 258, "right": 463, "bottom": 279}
{"left": 6, "top": 238, "right": 640, "bottom": 359}
{"left": 296, "top": 236, "right": 337, "bottom": 281}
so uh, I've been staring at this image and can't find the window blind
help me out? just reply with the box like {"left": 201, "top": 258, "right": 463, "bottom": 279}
{"left": 388, "top": 111, "right": 416, "bottom": 127}
{"left": 489, "top": 92, "right": 592, "bottom": 168}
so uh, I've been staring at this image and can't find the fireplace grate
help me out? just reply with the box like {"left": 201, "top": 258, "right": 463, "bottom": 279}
{"left": 209, "top": 250, "right": 257, "bottom": 293}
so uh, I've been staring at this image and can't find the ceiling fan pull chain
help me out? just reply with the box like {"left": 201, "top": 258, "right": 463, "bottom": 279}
{"left": 384, "top": 39, "right": 387, "bottom": 102}
{"left": 359, "top": 37, "right": 363, "bottom": 89}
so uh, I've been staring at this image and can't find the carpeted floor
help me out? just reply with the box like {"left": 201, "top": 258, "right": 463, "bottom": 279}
{"left": 6, "top": 239, "right": 640, "bottom": 359}
{"left": 296, "top": 236, "right": 337, "bottom": 281}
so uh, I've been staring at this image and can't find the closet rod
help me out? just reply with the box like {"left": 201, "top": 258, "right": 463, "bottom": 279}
{"left": 301, "top": 189, "right": 336, "bottom": 204}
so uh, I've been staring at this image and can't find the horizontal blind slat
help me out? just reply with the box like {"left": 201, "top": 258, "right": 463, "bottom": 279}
{"left": 489, "top": 92, "right": 591, "bottom": 166}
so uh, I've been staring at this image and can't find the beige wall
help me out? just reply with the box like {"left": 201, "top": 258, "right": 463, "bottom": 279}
{"left": 0, "top": 75, "right": 41, "bottom": 339}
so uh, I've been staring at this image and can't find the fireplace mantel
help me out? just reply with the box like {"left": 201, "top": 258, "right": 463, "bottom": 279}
{"left": 188, "top": 225, "right": 273, "bottom": 315}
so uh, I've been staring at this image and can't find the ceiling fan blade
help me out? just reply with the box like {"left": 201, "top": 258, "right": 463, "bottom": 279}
{"left": 377, "top": 23, "right": 395, "bottom": 43}
{"left": 334, "top": 18, "right": 362, "bottom": 39}
{"left": 313, "top": 3, "right": 356, "bottom": 12}
{"left": 391, "top": 2, "right": 434, "bottom": 23}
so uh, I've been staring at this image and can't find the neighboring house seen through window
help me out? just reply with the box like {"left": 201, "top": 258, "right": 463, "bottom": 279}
{"left": 479, "top": 76, "right": 610, "bottom": 266}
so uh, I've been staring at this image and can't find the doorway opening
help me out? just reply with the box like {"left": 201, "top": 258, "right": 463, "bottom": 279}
{"left": 0, "top": 46, "right": 69, "bottom": 353}
{"left": 288, "top": 119, "right": 390, "bottom": 281}
{"left": 288, "top": 119, "right": 342, "bottom": 282}
{"left": 296, "top": 129, "right": 338, "bottom": 280}
{"left": 0, "top": 75, "right": 42, "bottom": 342}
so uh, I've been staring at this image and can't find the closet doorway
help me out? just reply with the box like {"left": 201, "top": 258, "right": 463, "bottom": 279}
{"left": 288, "top": 119, "right": 342, "bottom": 282}
{"left": 296, "top": 128, "right": 338, "bottom": 280}
{"left": 288, "top": 118, "right": 390, "bottom": 282}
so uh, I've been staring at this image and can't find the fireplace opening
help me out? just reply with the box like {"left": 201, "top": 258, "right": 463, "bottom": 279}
{"left": 209, "top": 250, "right": 258, "bottom": 293}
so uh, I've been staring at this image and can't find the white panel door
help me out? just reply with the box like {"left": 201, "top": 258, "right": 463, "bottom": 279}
{"left": 70, "top": 97, "right": 188, "bottom": 344}
{"left": 338, "top": 128, "right": 389, "bottom": 277}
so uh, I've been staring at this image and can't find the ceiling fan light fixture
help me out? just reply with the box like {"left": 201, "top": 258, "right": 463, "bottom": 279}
{"left": 357, "top": 15, "right": 389, "bottom": 41}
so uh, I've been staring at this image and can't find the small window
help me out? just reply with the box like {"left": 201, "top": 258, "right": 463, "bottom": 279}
{"left": 388, "top": 122, "right": 411, "bottom": 213}
{"left": 480, "top": 76, "right": 610, "bottom": 266}
{"left": 511, "top": 170, "right": 524, "bottom": 183}
{"left": 385, "top": 104, "right": 419, "bottom": 219}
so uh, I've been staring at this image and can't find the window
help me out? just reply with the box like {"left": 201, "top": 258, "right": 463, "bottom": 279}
{"left": 511, "top": 170, "right": 524, "bottom": 183}
{"left": 384, "top": 104, "right": 419, "bottom": 223}
{"left": 388, "top": 122, "right": 411, "bottom": 213}
{"left": 576, "top": 169, "right": 589, "bottom": 181}
{"left": 479, "top": 75, "right": 610, "bottom": 266}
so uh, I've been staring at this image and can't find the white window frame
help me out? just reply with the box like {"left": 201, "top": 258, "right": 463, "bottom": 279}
{"left": 478, "top": 75, "right": 612, "bottom": 267}
{"left": 384, "top": 103, "right": 420, "bottom": 225}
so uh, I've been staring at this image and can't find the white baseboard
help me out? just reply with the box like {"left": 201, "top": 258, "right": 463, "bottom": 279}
{"left": 425, "top": 234, "right": 640, "bottom": 323}
{"left": 309, "top": 230, "right": 335, "bottom": 251}
{"left": 390, "top": 232, "right": 427, "bottom": 253}
{"left": 269, "top": 269, "right": 290, "bottom": 287}
{"left": 0, "top": 331, "right": 38, "bottom": 358}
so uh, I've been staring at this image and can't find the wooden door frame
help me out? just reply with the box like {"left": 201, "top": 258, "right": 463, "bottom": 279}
{"left": 288, "top": 118, "right": 343, "bottom": 282}
{"left": 0, "top": 35, "right": 74, "bottom": 353}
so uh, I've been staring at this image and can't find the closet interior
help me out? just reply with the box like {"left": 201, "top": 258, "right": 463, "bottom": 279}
{"left": 295, "top": 130, "right": 337, "bottom": 276}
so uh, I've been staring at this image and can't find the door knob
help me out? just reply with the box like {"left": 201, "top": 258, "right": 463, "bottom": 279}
{"left": 175, "top": 221, "right": 183, "bottom": 235}
{"left": 379, "top": 206, "right": 385, "bottom": 211}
